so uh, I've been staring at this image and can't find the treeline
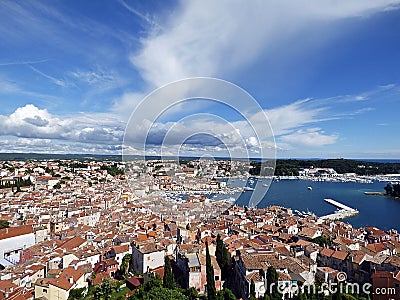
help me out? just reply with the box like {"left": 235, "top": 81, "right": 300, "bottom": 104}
{"left": 100, "top": 163, "right": 125, "bottom": 176}
{"left": 250, "top": 159, "right": 400, "bottom": 176}
{"left": 0, "top": 177, "right": 33, "bottom": 190}
{"left": 384, "top": 183, "right": 400, "bottom": 197}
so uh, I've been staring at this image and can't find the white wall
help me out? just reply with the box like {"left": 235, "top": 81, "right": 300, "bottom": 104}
{"left": 143, "top": 250, "right": 165, "bottom": 273}
{"left": 0, "top": 233, "right": 35, "bottom": 260}
{"left": 132, "top": 246, "right": 165, "bottom": 274}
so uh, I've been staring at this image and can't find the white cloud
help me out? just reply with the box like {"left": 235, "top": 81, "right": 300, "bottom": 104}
{"left": 28, "top": 65, "right": 70, "bottom": 88}
{"left": 280, "top": 128, "right": 338, "bottom": 146}
{"left": 260, "top": 99, "right": 327, "bottom": 136}
{"left": 70, "top": 69, "right": 115, "bottom": 86}
{"left": 121, "top": 85, "right": 398, "bottom": 157}
{"left": 0, "top": 104, "right": 124, "bottom": 146}
{"left": 3, "top": 1, "right": 400, "bottom": 155}
{"left": 112, "top": 92, "right": 144, "bottom": 119}
{"left": 0, "top": 138, "right": 122, "bottom": 154}
{"left": 129, "top": 0, "right": 400, "bottom": 88}
{"left": 112, "top": 0, "right": 400, "bottom": 138}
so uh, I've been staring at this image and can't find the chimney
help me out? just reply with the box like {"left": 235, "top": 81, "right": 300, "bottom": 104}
{"left": 69, "top": 277, "right": 74, "bottom": 284}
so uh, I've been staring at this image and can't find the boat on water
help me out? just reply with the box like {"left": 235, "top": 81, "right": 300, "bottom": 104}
{"left": 243, "top": 187, "right": 255, "bottom": 191}
{"left": 294, "top": 209, "right": 303, "bottom": 216}
{"left": 308, "top": 186, "right": 312, "bottom": 190}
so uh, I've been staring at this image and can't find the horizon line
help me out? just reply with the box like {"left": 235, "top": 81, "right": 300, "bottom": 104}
{"left": 0, "top": 152, "right": 399, "bottom": 161}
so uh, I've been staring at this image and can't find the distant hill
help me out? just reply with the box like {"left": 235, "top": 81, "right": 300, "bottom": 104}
{"left": 0, "top": 153, "right": 122, "bottom": 161}
{"left": 272, "top": 158, "right": 400, "bottom": 176}
{"left": 1, "top": 154, "right": 399, "bottom": 176}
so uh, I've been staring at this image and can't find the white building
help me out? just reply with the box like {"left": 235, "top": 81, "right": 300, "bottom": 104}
{"left": 0, "top": 225, "right": 35, "bottom": 267}
{"left": 76, "top": 211, "right": 101, "bottom": 227}
{"left": 299, "top": 168, "right": 337, "bottom": 177}
{"left": 132, "top": 242, "right": 165, "bottom": 274}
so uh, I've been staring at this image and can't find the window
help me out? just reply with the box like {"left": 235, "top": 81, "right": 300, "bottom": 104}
{"left": 43, "top": 289, "right": 47, "bottom": 293}
{"left": 215, "top": 275, "right": 219, "bottom": 281}
{"left": 147, "top": 256, "right": 151, "bottom": 261}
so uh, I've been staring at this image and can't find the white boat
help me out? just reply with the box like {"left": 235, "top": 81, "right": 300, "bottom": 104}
{"left": 308, "top": 186, "right": 312, "bottom": 190}
{"left": 243, "top": 187, "right": 255, "bottom": 191}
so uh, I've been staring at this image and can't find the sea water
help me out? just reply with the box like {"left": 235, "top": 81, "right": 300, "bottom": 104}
{"left": 235, "top": 179, "right": 400, "bottom": 231}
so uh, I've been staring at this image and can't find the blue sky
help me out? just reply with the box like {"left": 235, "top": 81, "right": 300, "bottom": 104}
{"left": 0, "top": 0, "right": 400, "bottom": 158}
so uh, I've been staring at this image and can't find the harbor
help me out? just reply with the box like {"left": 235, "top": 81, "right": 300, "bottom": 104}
{"left": 235, "top": 178, "right": 399, "bottom": 231}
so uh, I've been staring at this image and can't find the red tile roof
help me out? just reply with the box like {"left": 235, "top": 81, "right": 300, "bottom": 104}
{"left": 0, "top": 225, "right": 33, "bottom": 241}
{"left": 366, "top": 243, "right": 387, "bottom": 254}
{"left": 331, "top": 250, "right": 348, "bottom": 261}
{"left": 58, "top": 236, "right": 86, "bottom": 251}
{"left": 320, "top": 248, "right": 335, "bottom": 257}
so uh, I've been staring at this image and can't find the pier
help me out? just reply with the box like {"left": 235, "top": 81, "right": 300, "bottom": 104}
{"left": 317, "top": 198, "right": 359, "bottom": 223}
{"left": 324, "top": 198, "right": 357, "bottom": 211}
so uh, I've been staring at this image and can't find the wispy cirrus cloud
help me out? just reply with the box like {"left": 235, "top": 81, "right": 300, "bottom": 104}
{"left": 70, "top": 69, "right": 115, "bottom": 86}
{"left": 0, "top": 75, "right": 62, "bottom": 107}
{"left": 111, "top": 0, "right": 400, "bottom": 157}
{"left": 0, "top": 59, "right": 50, "bottom": 67}
{"left": 28, "top": 65, "right": 71, "bottom": 88}
{"left": 280, "top": 128, "right": 338, "bottom": 147}
{"left": 118, "top": 0, "right": 162, "bottom": 31}
{"left": 1, "top": 0, "right": 400, "bottom": 157}
{"left": 128, "top": 0, "right": 400, "bottom": 88}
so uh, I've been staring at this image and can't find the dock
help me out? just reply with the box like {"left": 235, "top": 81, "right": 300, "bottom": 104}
{"left": 324, "top": 198, "right": 357, "bottom": 211}
{"left": 317, "top": 198, "right": 359, "bottom": 223}
{"left": 364, "top": 192, "right": 386, "bottom": 196}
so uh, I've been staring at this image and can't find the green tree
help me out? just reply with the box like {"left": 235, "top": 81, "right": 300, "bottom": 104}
{"left": 298, "top": 292, "right": 308, "bottom": 300}
{"left": 263, "top": 293, "right": 271, "bottom": 300}
{"left": 119, "top": 253, "right": 131, "bottom": 277}
{"left": 384, "top": 183, "right": 393, "bottom": 195}
{"left": 215, "top": 234, "right": 223, "bottom": 266}
{"left": 130, "top": 286, "right": 188, "bottom": 300}
{"left": 16, "top": 181, "right": 21, "bottom": 193}
{"left": 332, "top": 278, "right": 343, "bottom": 300}
{"left": 0, "top": 220, "right": 10, "bottom": 229}
{"left": 68, "top": 287, "right": 86, "bottom": 300}
{"left": 185, "top": 287, "right": 199, "bottom": 300}
{"left": 216, "top": 288, "right": 236, "bottom": 300}
{"left": 342, "top": 294, "right": 358, "bottom": 300}
{"left": 206, "top": 242, "right": 216, "bottom": 300}
{"left": 129, "top": 275, "right": 188, "bottom": 300}
{"left": 311, "top": 235, "right": 331, "bottom": 247}
{"left": 93, "top": 278, "right": 116, "bottom": 300}
{"left": 266, "top": 266, "right": 278, "bottom": 297}
{"left": 215, "top": 234, "right": 230, "bottom": 279}
{"left": 250, "top": 279, "right": 256, "bottom": 300}
{"left": 163, "top": 256, "right": 175, "bottom": 289}
{"left": 393, "top": 184, "right": 400, "bottom": 197}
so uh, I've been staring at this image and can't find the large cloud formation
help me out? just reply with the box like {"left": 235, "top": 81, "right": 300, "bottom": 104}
{"left": 0, "top": 104, "right": 124, "bottom": 153}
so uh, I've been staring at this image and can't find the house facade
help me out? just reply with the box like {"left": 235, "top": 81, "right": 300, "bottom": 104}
{"left": 132, "top": 243, "right": 165, "bottom": 274}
